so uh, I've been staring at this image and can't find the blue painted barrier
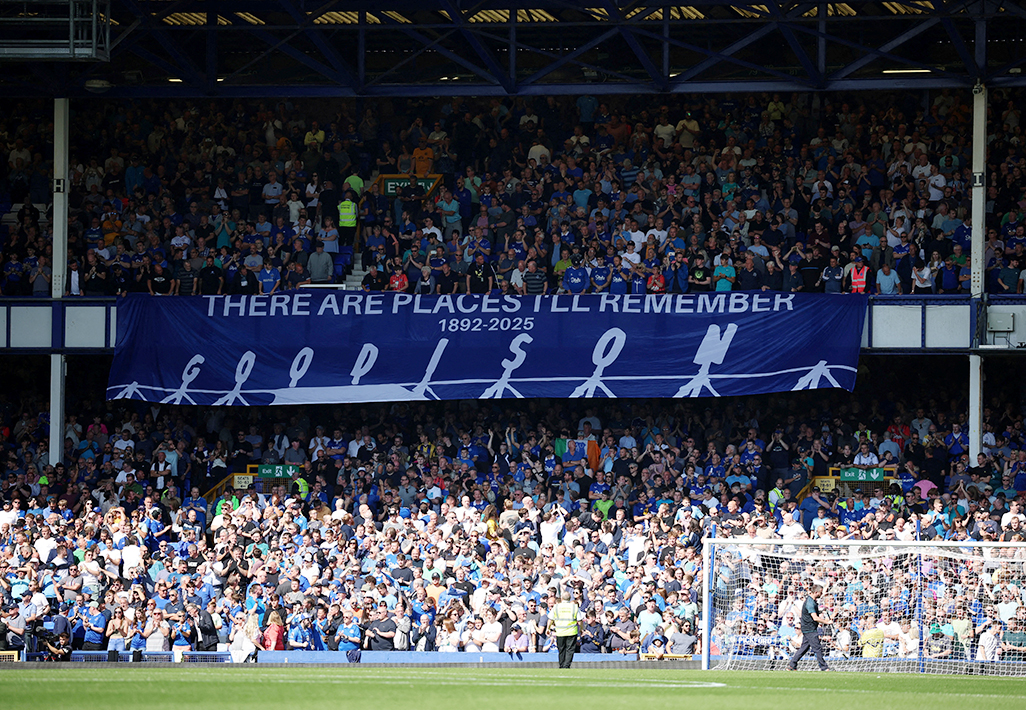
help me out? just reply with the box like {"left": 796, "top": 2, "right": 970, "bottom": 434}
{"left": 257, "top": 651, "right": 635, "bottom": 664}
{"left": 182, "top": 652, "right": 232, "bottom": 663}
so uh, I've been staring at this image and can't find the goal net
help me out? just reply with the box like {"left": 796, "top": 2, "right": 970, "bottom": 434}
{"left": 706, "top": 538, "right": 1026, "bottom": 675}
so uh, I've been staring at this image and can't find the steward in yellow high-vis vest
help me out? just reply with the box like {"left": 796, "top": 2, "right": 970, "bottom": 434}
{"left": 547, "top": 590, "right": 580, "bottom": 668}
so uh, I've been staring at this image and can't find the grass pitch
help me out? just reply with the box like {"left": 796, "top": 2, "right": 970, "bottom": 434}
{"left": 1, "top": 666, "right": 1024, "bottom": 710}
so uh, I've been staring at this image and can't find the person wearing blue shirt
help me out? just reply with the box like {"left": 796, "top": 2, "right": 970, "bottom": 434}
{"left": 630, "top": 267, "right": 648, "bottom": 294}
{"left": 257, "top": 260, "right": 281, "bottom": 294}
{"left": 945, "top": 423, "right": 968, "bottom": 457}
{"left": 952, "top": 217, "right": 972, "bottom": 251}
{"left": 182, "top": 488, "right": 208, "bottom": 530}
{"left": 798, "top": 493, "right": 825, "bottom": 531}
{"left": 838, "top": 498, "right": 866, "bottom": 527}
{"left": 288, "top": 614, "right": 314, "bottom": 649}
{"left": 591, "top": 256, "right": 611, "bottom": 292}
{"left": 577, "top": 95, "right": 598, "bottom": 128}
{"left": 937, "top": 256, "right": 961, "bottom": 293}
{"left": 562, "top": 256, "right": 590, "bottom": 293}
{"left": 663, "top": 252, "right": 689, "bottom": 292}
{"left": 82, "top": 602, "right": 107, "bottom": 651}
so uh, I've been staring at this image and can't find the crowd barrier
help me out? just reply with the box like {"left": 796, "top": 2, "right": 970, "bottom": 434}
{"left": 257, "top": 651, "right": 636, "bottom": 664}
{"left": 24, "top": 651, "right": 174, "bottom": 662}
{"left": 17, "top": 649, "right": 639, "bottom": 664}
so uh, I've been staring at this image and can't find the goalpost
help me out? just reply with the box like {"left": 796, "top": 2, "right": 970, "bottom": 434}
{"left": 701, "top": 537, "right": 1026, "bottom": 675}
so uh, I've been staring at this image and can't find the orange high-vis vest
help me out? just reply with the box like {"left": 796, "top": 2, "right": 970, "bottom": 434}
{"left": 850, "top": 264, "right": 868, "bottom": 293}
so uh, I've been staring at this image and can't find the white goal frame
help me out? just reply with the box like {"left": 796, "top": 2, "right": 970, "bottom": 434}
{"left": 700, "top": 536, "right": 1026, "bottom": 672}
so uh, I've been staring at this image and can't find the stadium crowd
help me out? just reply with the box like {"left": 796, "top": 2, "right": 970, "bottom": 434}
{"left": 0, "top": 382, "right": 1025, "bottom": 661}
{"left": 2, "top": 89, "right": 1026, "bottom": 298}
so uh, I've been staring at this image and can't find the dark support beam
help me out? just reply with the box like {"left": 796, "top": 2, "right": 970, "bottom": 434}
{"left": 118, "top": 0, "right": 204, "bottom": 85}
{"left": 6, "top": 0, "right": 1026, "bottom": 98}
{"left": 974, "top": 1, "right": 987, "bottom": 82}
{"left": 817, "top": 1, "right": 826, "bottom": 79}
{"left": 636, "top": 26, "right": 805, "bottom": 87}
{"left": 668, "top": 24, "right": 776, "bottom": 83}
{"left": 441, "top": 0, "right": 512, "bottom": 91}
{"left": 824, "top": 18, "right": 942, "bottom": 80}
{"left": 370, "top": 12, "right": 494, "bottom": 86}
{"left": 600, "top": 2, "right": 664, "bottom": 89}
{"left": 768, "top": 0, "right": 820, "bottom": 87}
{"left": 941, "top": 17, "right": 977, "bottom": 79}
{"left": 796, "top": 22, "right": 961, "bottom": 79}
{"left": 237, "top": 25, "right": 355, "bottom": 88}
{"left": 509, "top": 8, "right": 516, "bottom": 87}
{"left": 205, "top": 9, "right": 217, "bottom": 93}
{"left": 519, "top": 28, "right": 620, "bottom": 86}
{"left": 278, "top": 0, "right": 360, "bottom": 89}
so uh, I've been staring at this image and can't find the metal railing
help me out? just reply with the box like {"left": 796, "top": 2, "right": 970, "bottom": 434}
{"left": 0, "top": 0, "right": 110, "bottom": 60}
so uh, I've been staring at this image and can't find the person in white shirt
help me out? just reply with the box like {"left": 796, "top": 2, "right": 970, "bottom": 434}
{"left": 646, "top": 219, "right": 668, "bottom": 246}
{"left": 113, "top": 431, "right": 135, "bottom": 454}
{"left": 778, "top": 511, "right": 806, "bottom": 539}
{"left": 477, "top": 608, "right": 504, "bottom": 652}
{"left": 852, "top": 442, "right": 880, "bottom": 469}
{"left": 308, "top": 426, "right": 329, "bottom": 458}
{"left": 1001, "top": 501, "right": 1025, "bottom": 529}
{"left": 621, "top": 242, "right": 641, "bottom": 265}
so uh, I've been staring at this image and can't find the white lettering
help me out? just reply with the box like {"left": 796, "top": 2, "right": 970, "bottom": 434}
{"left": 728, "top": 292, "right": 749, "bottom": 313}
{"left": 364, "top": 293, "right": 383, "bottom": 315}
{"left": 550, "top": 295, "right": 569, "bottom": 313}
{"left": 204, "top": 296, "right": 218, "bottom": 317}
{"left": 291, "top": 293, "right": 311, "bottom": 316}
{"left": 413, "top": 295, "right": 433, "bottom": 314}
{"left": 481, "top": 294, "right": 502, "bottom": 313}
{"left": 533, "top": 295, "right": 543, "bottom": 313}
{"left": 433, "top": 295, "right": 455, "bottom": 314}
{"left": 248, "top": 295, "right": 268, "bottom": 317}
{"left": 599, "top": 293, "right": 620, "bottom": 312}
{"left": 223, "top": 296, "right": 246, "bottom": 317}
{"left": 571, "top": 295, "right": 589, "bottom": 313}
{"left": 342, "top": 294, "right": 362, "bottom": 315}
{"left": 316, "top": 293, "right": 339, "bottom": 316}
{"left": 774, "top": 293, "right": 795, "bottom": 311}
{"left": 752, "top": 294, "right": 771, "bottom": 312}
{"left": 393, "top": 293, "right": 413, "bottom": 312}
{"left": 644, "top": 295, "right": 671, "bottom": 313}
{"left": 270, "top": 294, "right": 290, "bottom": 316}
{"left": 697, "top": 293, "right": 726, "bottom": 313}
{"left": 622, "top": 295, "right": 642, "bottom": 313}
{"left": 674, "top": 295, "right": 694, "bottom": 313}
{"left": 456, "top": 294, "right": 477, "bottom": 313}
{"left": 502, "top": 295, "right": 521, "bottom": 313}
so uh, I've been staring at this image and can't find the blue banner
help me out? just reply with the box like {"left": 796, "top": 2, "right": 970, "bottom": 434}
{"left": 107, "top": 292, "right": 867, "bottom": 405}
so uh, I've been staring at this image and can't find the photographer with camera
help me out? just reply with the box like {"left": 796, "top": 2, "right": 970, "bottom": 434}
{"left": 43, "top": 631, "right": 72, "bottom": 662}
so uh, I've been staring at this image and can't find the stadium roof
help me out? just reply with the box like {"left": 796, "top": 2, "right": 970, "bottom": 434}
{"left": 1, "top": 0, "right": 1024, "bottom": 97}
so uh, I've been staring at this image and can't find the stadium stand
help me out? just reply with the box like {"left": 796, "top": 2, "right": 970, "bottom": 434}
{"left": 0, "top": 91, "right": 1024, "bottom": 664}
{"left": 2, "top": 90, "right": 1021, "bottom": 299}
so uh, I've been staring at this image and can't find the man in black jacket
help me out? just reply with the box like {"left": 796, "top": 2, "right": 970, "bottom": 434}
{"left": 189, "top": 603, "right": 219, "bottom": 652}
{"left": 411, "top": 613, "right": 437, "bottom": 651}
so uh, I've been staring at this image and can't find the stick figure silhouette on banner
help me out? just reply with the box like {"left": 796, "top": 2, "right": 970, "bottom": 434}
{"left": 792, "top": 360, "right": 841, "bottom": 390}
{"left": 481, "top": 334, "right": 534, "bottom": 398}
{"left": 349, "top": 344, "right": 378, "bottom": 385}
{"left": 571, "top": 328, "right": 626, "bottom": 398}
{"left": 675, "top": 323, "right": 738, "bottom": 397}
{"left": 213, "top": 351, "right": 256, "bottom": 405}
{"left": 161, "top": 355, "right": 205, "bottom": 404}
{"left": 411, "top": 339, "right": 449, "bottom": 399}
{"left": 289, "top": 347, "right": 314, "bottom": 387}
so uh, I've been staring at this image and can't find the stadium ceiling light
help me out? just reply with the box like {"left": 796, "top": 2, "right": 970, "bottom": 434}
{"left": 882, "top": 68, "right": 931, "bottom": 74}
{"left": 167, "top": 78, "right": 184, "bottom": 82}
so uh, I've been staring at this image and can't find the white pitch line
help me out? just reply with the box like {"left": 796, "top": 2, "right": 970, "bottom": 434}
{"left": 752, "top": 684, "right": 1026, "bottom": 700}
